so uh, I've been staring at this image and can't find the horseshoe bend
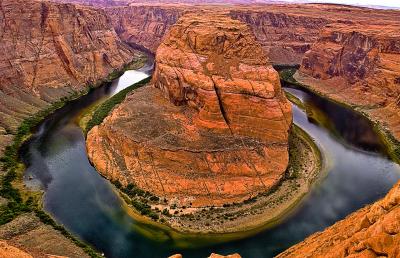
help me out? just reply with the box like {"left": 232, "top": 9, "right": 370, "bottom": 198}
{"left": 0, "top": 0, "right": 400, "bottom": 257}
{"left": 86, "top": 12, "right": 311, "bottom": 233}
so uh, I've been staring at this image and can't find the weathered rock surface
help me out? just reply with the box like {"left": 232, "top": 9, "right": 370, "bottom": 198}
{"left": 168, "top": 253, "right": 241, "bottom": 258}
{"left": 87, "top": 12, "right": 291, "bottom": 207}
{"left": 0, "top": 0, "right": 138, "bottom": 256}
{"left": 0, "top": 213, "right": 89, "bottom": 258}
{"left": 106, "top": 3, "right": 400, "bottom": 66}
{"left": 0, "top": 0, "right": 139, "bottom": 154}
{"left": 296, "top": 22, "right": 400, "bottom": 142}
{"left": 106, "top": 4, "right": 183, "bottom": 52}
{"left": 0, "top": 240, "right": 32, "bottom": 258}
{"left": 278, "top": 180, "right": 400, "bottom": 257}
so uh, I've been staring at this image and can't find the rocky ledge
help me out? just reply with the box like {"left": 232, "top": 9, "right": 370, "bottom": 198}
{"left": 278, "top": 180, "right": 400, "bottom": 257}
{"left": 86, "top": 12, "right": 299, "bottom": 232}
{"left": 295, "top": 22, "right": 400, "bottom": 145}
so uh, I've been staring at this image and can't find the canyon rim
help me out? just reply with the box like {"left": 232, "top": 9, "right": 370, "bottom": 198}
{"left": 0, "top": 0, "right": 399, "bottom": 257}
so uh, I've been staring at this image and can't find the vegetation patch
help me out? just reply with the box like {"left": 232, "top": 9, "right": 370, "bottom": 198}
{"left": 85, "top": 77, "right": 152, "bottom": 134}
{"left": 0, "top": 54, "right": 148, "bottom": 256}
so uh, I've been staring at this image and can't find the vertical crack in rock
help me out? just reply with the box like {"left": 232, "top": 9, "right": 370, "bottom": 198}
{"left": 87, "top": 12, "right": 292, "bottom": 208}
{"left": 212, "top": 78, "right": 233, "bottom": 135}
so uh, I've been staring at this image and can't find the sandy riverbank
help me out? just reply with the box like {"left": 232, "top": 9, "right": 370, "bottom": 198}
{"left": 113, "top": 125, "right": 323, "bottom": 242}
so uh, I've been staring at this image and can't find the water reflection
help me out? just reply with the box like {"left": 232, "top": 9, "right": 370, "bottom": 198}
{"left": 19, "top": 71, "right": 400, "bottom": 258}
{"left": 285, "top": 86, "right": 386, "bottom": 154}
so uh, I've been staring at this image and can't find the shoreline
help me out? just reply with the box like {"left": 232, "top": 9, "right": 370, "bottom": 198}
{"left": 281, "top": 68, "right": 400, "bottom": 164}
{"left": 0, "top": 53, "right": 148, "bottom": 258}
{"left": 108, "top": 124, "right": 323, "bottom": 242}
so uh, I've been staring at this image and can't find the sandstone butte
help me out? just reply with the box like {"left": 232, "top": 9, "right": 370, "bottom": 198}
{"left": 0, "top": 0, "right": 140, "bottom": 155}
{"left": 86, "top": 12, "right": 292, "bottom": 208}
{"left": 295, "top": 22, "right": 400, "bottom": 143}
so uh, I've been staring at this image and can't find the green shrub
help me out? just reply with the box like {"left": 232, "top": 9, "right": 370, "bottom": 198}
{"left": 85, "top": 77, "right": 152, "bottom": 133}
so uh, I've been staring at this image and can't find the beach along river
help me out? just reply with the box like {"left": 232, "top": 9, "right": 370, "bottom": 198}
{"left": 19, "top": 66, "right": 400, "bottom": 257}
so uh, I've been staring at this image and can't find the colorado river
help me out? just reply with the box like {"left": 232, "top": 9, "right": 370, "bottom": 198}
{"left": 20, "top": 65, "right": 400, "bottom": 257}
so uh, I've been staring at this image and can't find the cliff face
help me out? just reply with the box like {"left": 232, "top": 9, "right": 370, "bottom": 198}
{"left": 278, "top": 181, "right": 400, "bottom": 257}
{"left": 0, "top": 0, "right": 138, "bottom": 154}
{"left": 105, "top": 4, "right": 328, "bottom": 64}
{"left": 104, "top": 4, "right": 400, "bottom": 67}
{"left": 106, "top": 5, "right": 183, "bottom": 52}
{"left": 296, "top": 23, "right": 400, "bottom": 141}
{"left": 229, "top": 10, "right": 328, "bottom": 65}
{"left": 87, "top": 12, "right": 291, "bottom": 207}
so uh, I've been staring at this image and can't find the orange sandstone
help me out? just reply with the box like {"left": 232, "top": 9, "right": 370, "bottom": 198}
{"left": 87, "top": 12, "right": 292, "bottom": 207}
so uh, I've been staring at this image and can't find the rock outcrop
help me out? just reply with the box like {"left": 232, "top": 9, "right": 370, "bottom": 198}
{"left": 0, "top": 0, "right": 139, "bottom": 154}
{"left": 0, "top": 241, "right": 32, "bottom": 258}
{"left": 229, "top": 8, "right": 328, "bottom": 65}
{"left": 106, "top": 4, "right": 183, "bottom": 52}
{"left": 0, "top": 0, "right": 139, "bottom": 256}
{"left": 296, "top": 22, "right": 400, "bottom": 141}
{"left": 105, "top": 3, "right": 400, "bottom": 66}
{"left": 87, "top": 12, "right": 291, "bottom": 207}
{"left": 278, "top": 180, "right": 400, "bottom": 257}
{"left": 0, "top": 213, "right": 90, "bottom": 258}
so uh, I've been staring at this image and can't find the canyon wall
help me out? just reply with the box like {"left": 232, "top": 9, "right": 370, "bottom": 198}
{"left": 229, "top": 9, "right": 328, "bottom": 65}
{"left": 0, "top": 0, "right": 139, "bottom": 154}
{"left": 106, "top": 5, "right": 183, "bottom": 52}
{"left": 0, "top": 0, "right": 139, "bottom": 256}
{"left": 296, "top": 22, "right": 400, "bottom": 141}
{"left": 278, "top": 181, "right": 400, "bottom": 257}
{"left": 105, "top": 4, "right": 331, "bottom": 64}
{"left": 104, "top": 4, "right": 400, "bottom": 66}
{"left": 87, "top": 12, "right": 292, "bottom": 207}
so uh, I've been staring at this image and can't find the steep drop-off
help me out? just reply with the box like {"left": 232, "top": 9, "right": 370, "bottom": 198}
{"left": 87, "top": 12, "right": 291, "bottom": 208}
{"left": 105, "top": 3, "right": 400, "bottom": 66}
{"left": 0, "top": 0, "right": 139, "bottom": 154}
{"left": 106, "top": 4, "right": 183, "bottom": 52}
{"left": 0, "top": 0, "right": 140, "bottom": 256}
{"left": 295, "top": 22, "right": 400, "bottom": 142}
{"left": 278, "top": 180, "right": 400, "bottom": 257}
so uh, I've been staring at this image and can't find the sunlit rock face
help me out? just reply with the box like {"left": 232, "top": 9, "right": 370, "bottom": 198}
{"left": 87, "top": 12, "right": 292, "bottom": 207}
{"left": 278, "top": 180, "right": 400, "bottom": 258}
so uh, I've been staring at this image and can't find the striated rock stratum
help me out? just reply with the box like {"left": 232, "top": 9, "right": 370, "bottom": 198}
{"left": 0, "top": 0, "right": 139, "bottom": 154}
{"left": 278, "top": 181, "right": 400, "bottom": 257}
{"left": 296, "top": 22, "right": 400, "bottom": 142}
{"left": 87, "top": 12, "right": 292, "bottom": 207}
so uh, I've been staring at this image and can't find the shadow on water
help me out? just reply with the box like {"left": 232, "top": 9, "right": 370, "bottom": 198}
{"left": 19, "top": 68, "right": 400, "bottom": 257}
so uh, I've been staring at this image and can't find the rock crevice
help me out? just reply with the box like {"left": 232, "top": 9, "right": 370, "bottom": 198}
{"left": 87, "top": 12, "right": 292, "bottom": 207}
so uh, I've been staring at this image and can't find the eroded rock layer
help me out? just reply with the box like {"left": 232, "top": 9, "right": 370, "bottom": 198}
{"left": 106, "top": 5, "right": 183, "bottom": 52}
{"left": 105, "top": 3, "right": 400, "bottom": 67}
{"left": 0, "top": 0, "right": 138, "bottom": 154}
{"left": 296, "top": 22, "right": 400, "bottom": 141}
{"left": 278, "top": 181, "right": 400, "bottom": 257}
{"left": 87, "top": 12, "right": 292, "bottom": 207}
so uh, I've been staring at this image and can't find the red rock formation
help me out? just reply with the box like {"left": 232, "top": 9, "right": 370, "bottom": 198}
{"left": 0, "top": 241, "right": 32, "bottom": 258}
{"left": 105, "top": 3, "right": 400, "bottom": 66}
{"left": 278, "top": 180, "right": 400, "bottom": 257}
{"left": 296, "top": 22, "right": 400, "bottom": 141}
{"left": 169, "top": 253, "right": 241, "bottom": 258}
{"left": 229, "top": 9, "right": 328, "bottom": 65}
{"left": 106, "top": 4, "right": 183, "bottom": 52}
{"left": 87, "top": 12, "right": 291, "bottom": 207}
{"left": 0, "top": 0, "right": 138, "bottom": 154}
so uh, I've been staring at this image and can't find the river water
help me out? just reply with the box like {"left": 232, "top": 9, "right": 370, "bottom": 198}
{"left": 20, "top": 67, "right": 400, "bottom": 258}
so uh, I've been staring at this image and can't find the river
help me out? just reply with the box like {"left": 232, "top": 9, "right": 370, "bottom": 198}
{"left": 19, "top": 66, "right": 400, "bottom": 258}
